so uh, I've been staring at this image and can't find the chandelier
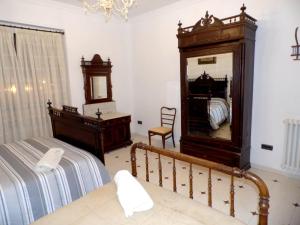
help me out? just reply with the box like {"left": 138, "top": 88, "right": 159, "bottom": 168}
{"left": 82, "top": 0, "right": 136, "bottom": 21}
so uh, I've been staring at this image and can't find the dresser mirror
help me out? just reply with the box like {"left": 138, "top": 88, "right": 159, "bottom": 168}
{"left": 81, "top": 54, "right": 112, "bottom": 104}
{"left": 187, "top": 52, "right": 233, "bottom": 140}
{"left": 177, "top": 5, "right": 257, "bottom": 169}
{"left": 90, "top": 76, "right": 108, "bottom": 100}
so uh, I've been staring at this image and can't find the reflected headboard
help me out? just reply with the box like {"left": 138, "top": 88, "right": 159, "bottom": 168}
{"left": 188, "top": 72, "right": 228, "bottom": 99}
{"left": 47, "top": 101, "right": 105, "bottom": 164}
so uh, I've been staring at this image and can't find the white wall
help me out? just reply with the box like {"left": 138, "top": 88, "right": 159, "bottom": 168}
{"left": 187, "top": 53, "right": 233, "bottom": 80}
{"left": 129, "top": 0, "right": 300, "bottom": 173}
{"left": 0, "top": 0, "right": 134, "bottom": 119}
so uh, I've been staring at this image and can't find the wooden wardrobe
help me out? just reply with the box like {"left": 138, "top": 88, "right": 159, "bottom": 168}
{"left": 177, "top": 5, "right": 257, "bottom": 169}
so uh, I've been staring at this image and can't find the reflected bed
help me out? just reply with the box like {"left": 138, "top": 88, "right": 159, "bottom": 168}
{"left": 188, "top": 72, "right": 230, "bottom": 136}
{"left": 209, "top": 97, "right": 230, "bottom": 130}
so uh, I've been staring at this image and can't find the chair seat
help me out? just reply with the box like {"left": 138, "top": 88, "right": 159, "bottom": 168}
{"left": 149, "top": 127, "right": 172, "bottom": 135}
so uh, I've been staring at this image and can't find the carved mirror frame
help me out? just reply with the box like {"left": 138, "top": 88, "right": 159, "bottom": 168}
{"left": 81, "top": 54, "right": 113, "bottom": 104}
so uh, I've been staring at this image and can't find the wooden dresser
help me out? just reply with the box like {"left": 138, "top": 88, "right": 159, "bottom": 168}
{"left": 83, "top": 102, "right": 132, "bottom": 153}
{"left": 99, "top": 113, "right": 132, "bottom": 152}
{"left": 81, "top": 54, "right": 132, "bottom": 153}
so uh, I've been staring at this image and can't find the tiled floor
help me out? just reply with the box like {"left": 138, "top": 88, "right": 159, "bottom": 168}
{"left": 105, "top": 134, "right": 300, "bottom": 225}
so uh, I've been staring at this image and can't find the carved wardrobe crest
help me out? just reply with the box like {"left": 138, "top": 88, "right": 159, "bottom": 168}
{"left": 177, "top": 5, "right": 257, "bottom": 169}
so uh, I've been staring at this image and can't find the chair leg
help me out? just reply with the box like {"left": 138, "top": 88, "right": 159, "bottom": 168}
{"left": 148, "top": 131, "right": 152, "bottom": 146}
{"left": 172, "top": 132, "right": 175, "bottom": 148}
{"left": 162, "top": 136, "right": 165, "bottom": 149}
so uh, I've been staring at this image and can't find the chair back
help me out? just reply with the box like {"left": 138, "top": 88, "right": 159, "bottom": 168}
{"left": 160, "top": 107, "right": 176, "bottom": 130}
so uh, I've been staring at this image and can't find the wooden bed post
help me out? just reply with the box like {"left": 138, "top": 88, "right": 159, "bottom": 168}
{"left": 241, "top": 170, "right": 270, "bottom": 225}
{"left": 131, "top": 143, "right": 138, "bottom": 177}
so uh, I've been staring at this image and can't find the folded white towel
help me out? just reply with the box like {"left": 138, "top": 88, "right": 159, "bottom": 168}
{"left": 114, "top": 170, "right": 154, "bottom": 217}
{"left": 35, "top": 148, "right": 64, "bottom": 172}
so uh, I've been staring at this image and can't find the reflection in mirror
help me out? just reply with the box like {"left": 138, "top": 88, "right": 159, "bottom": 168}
{"left": 90, "top": 76, "right": 107, "bottom": 100}
{"left": 187, "top": 52, "right": 233, "bottom": 140}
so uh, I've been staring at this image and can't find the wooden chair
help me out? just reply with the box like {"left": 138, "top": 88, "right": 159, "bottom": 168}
{"left": 148, "top": 107, "right": 176, "bottom": 148}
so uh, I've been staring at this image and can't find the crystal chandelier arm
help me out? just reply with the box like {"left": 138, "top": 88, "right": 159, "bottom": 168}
{"left": 83, "top": 0, "right": 135, "bottom": 21}
{"left": 113, "top": 0, "right": 135, "bottom": 20}
{"left": 83, "top": 0, "right": 102, "bottom": 11}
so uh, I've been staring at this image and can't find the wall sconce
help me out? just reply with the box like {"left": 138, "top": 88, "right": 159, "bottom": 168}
{"left": 291, "top": 27, "right": 300, "bottom": 60}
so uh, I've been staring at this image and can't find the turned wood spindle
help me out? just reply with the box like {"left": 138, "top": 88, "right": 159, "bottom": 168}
{"left": 145, "top": 150, "right": 149, "bottom": 182}
{"left": 230, "top": 175, "right": 235, "bottom": 217}
{"left": 131, "top": 148, "right": 137, "bottom": 177}
{"left": 96, "top": 108, "right": 102, "bottom": 120}
{"left": 173, "top": 158, "right": 177, "bottom": 192}
{"left": 189, "top": 163, "right": 193, "bottom": 199}
{"left": 208, "top": 168, "right": 212, "bottom": 207}
{"left": 158, "top": 153, "right": 162, "bottom": 187}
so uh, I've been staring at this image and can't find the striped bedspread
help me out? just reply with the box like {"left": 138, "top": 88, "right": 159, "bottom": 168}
{"left": 209, "top": 98, "right": 230, "bottom": 130}
{"left": 0, "top": 137, "right": 111, "bottom": 225}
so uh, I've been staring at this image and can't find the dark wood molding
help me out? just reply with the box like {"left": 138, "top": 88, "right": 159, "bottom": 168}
{"left": 177, "top": 4, "right": 257, "bottom": 49}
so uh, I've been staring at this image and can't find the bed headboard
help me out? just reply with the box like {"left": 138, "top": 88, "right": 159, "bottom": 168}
{"left": 47, "top": 101, "right": 105, "bottom": 164}
{"left": 188, "top": 72, "right": 228, "bottom": 99}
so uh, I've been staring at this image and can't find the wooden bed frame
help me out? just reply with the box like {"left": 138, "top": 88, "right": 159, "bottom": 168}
{"left": 131, "top": 143, "right": 270, "bottom": 225}
{"left": 188, "top": 72, "right": 228, "bottom": 134}
{"left": 47, "top": 101, "right": 105, "bottom": 164}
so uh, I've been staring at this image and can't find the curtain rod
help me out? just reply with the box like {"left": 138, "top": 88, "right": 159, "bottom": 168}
{"left": 0, "top": 20, "right": 65, "bottom": 35}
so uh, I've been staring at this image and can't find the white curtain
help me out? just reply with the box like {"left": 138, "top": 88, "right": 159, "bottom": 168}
{"left": 0, "top": 27, "right": 26, "bottom": 143}
{"left": 0, "top": 27, "right": 70, "bottom": 144}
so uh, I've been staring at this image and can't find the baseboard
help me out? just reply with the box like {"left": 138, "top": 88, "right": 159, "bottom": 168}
{"left": 251, "top": 163, "right": 300, "bottom": 180}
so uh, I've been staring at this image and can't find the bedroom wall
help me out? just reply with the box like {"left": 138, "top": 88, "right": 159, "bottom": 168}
{"left": 0, "top": 0, "right": 134, "bottom": 121}
{"left": 129, "top": 0, "right": 300, "bottom": 174}
{"left": 2, "top": 0, "right": 300, "bottom": 175}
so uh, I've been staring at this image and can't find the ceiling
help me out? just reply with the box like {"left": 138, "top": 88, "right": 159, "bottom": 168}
{"left": 50, "top": 0, "right": 181, "bottom": 17}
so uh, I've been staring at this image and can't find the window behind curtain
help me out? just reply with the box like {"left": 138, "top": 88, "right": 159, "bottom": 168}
{"left": 0, "top": 27, "right": 71, "bottom": 143}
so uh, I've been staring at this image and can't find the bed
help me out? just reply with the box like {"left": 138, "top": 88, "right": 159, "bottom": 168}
{"left": 0, "top": 103, "right": 112, "bottom": 225}
{"left": 188, "top": 72, "right": 230, "bottom": 133}
{"left": 32, "top": 143, "right": 270, "bottom": 225}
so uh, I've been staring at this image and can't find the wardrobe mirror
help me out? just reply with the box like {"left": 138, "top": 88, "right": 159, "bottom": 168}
{"left": 187, "top": 52, "right": 233, "bottom": 140}
{"left": 90, "top": 76, "right": 108, "bottom": 100}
